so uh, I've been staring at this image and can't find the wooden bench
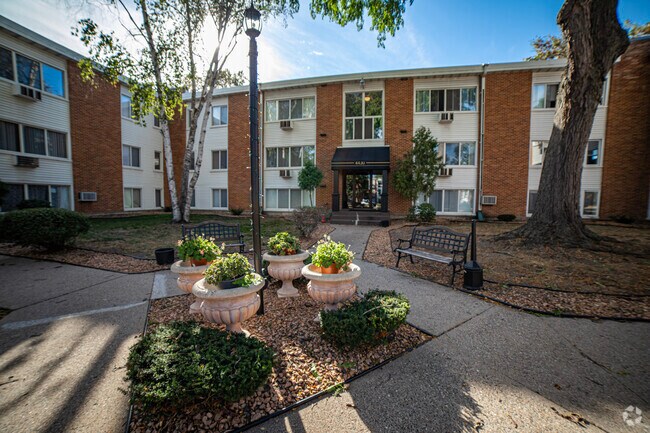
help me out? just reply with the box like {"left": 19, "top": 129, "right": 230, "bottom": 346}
{"left": 181, "top": 221, "right": 246, "bottom": 253}
{"left": 394, "top": 226, "right": 470, "bottom": 285}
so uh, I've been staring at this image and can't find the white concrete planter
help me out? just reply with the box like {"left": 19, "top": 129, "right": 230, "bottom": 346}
{"left": 301, "top": 264, "right": 361, "bottom": 311}
{"left": 170, "top": 260, "right": 211, "bottom": 314}
{"left": 192, "top": 274, "right": 265, "bottom": 335}
{"left": 263, "top": 251, "right": 310, "bottom": 298}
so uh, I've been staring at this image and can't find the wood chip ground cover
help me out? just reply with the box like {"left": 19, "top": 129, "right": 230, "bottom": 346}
{"left": 363, "top": 221, "right": 650, "bottom": 320}
{"left": 130, "top": 280, "right": 431, "bottom": 432}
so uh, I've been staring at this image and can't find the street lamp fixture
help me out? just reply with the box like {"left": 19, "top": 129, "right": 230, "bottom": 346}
{"left": 244, "top": 4, "right": 262, "bottom": 38}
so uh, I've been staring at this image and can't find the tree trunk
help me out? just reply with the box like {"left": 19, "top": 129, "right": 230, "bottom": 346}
{"left": 505, "top": 0, "right": 628, "bottom": 246}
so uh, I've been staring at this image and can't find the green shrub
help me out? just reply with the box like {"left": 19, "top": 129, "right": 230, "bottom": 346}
{"left": 204, "top": 253, "right": 260, "bottom": 287}
{"left": 497, "top": 214, "right": 516, "bottom": 222}
{"left": 230, "top": 208, "right": 244, "bottom": 216}
{"left": 1, "top": 208, "right": 90, "bottom": 250}
{"left": 177, "top": 236, "right": 222, "bottom": 262}
{"left": 126, "top": 322, "right": 274, "bottom": 408}
{"left": 321, "top": 290, "right": 410, "bottom": 348}
{"left": 16, "top": 199, "right": 51, "bottom": 210}
{"left": 291, "top": 206, "right": 322, "bottom": 237}
{"left": 267, "top": 231, "right": 300, "bottom": 255}
{"left": 416, "top": 203, "right": 436, "bottom": 223}
{"left": 311, "top": 236, "right": 354, "bottom": 270}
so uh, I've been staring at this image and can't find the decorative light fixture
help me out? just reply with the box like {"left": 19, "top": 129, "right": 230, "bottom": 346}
{"left": 244, "top": 3, "right": 262, "bottom": 38}
{"left": 359, "top": 78, "right": 365, "bottom": 89}
{"left": 364, "top": 94, "right": 371, "bottom": 102}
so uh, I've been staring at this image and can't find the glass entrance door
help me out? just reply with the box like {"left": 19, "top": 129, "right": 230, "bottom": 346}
{"left": 344, "top": 171, "right": 383, "bottom": 210}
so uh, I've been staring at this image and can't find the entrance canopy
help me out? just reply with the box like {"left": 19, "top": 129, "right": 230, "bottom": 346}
{"left": 331, "top": 146, "right": 390, "bottom": 170}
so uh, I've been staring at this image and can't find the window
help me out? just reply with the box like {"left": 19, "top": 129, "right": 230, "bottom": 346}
{"left": 265, "top": 96, "right": 315, "bottom": 122}
{"left": 415, "top": 87, "right": 477, "bottom": 113}
{"left": 212, "top": 189, "right": 228, "bottom": 208}
{"left": 427, "top": 189, "right": 474, "bottom": 213}
{"left": 190, "top": 190, "right": 196, "bottom": 207}
{"left": 211, "top": 150, "right": 228, "bottom": 170}
{"left": 0, "top": 47, "right": 14, "bottom": 80}
{"left": 153, "top": 115, "right": 160, "bottom": 128}
{"left": 121, "top": 94, "right": 132, "bottom": 119}
{"left": 28, "top": 184, "right": 49, "bottom": 202}
{"left": 528, "top": 190, "right": 538, "bottom": 214}
{"left": 266, "top": 145, "right": 315, "bottom": 168}
{"left": 154, "top": 151, "right": 161, "bottom": 170}
{"left": 0, "top": 120, "right": 19, "bottom": 151}
{"left": 265, "top": 188, "right": 310, "bottom": 209}
{"left": 16, "top": 54, "right": 41, "bottom": 89}
{"left": 124, "top": 188, "right": 141, "bottom": 209}
{"left": 1, "top": 184, "right": 24, "bottom": 211}
{"left": 122, "top": 145, "right": 140, "bottom": 167}
{"left": 47, "top": 131, "right": 67, "bottom": 158}
{"left": 531, "top": 141, "right": 548, "bottom": 166}
{"left": 189, "top": 151, "right": 195, "bottom": 170}
{"left": 155, "top": 189, "right": 162, "bottom": 208}
{"left": 42, "top": 64, "right": 64, "bottom": 97}
{"left": 585, "top": 140, "right": 601, "bottom": 166}
{"left": 24, "top": 126, "right": 46, "bottom": 155}
{"left": 582, "top": 191, "right": 599, "bottom": 217}
{"left": 345, "top": 91, "right": 383, "bottom": 140}
{"left": 50, "top": 185, "right": 70, "bottom": 209}
{"left": 443, "top": 142, "right": 476, "bottom": 166}
{"left": 211, "top": 105, "right": 228, "bottom": 126}
{"left": 532, "top": 83, "right": 559, "bottom": 109}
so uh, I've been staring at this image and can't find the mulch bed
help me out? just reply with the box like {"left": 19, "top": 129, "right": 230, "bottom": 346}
{"left": 129, "top": 279, "right": 431, "bottom": 432}
{"left": 364, "top": 222, "right": 650, "bottom": 320}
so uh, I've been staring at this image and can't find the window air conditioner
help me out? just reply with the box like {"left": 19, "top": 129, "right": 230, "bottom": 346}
{"left": 280, "top": 120, "right": 293, "bottom": 130}
{"left": 481, "top": 195, "right": 497, "bottom": 205}
{"left": 13, "top": 83, "right": 42, "bottom": 101}
{"left": 15, "top": 155, "right": 39, "bottom": 168}
{"left": 439, "top": 167, "right": 453, "bottom": 177}
{"left": 79, "top": 192, "right": 98, "bottom": 202}
{"left": 279, "top": 169, "right": 292, "bottom": 178}
{"left": 438, "top": 112, "right": 453, "bottom": 124}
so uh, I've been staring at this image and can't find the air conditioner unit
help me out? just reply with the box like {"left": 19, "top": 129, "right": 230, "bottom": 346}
{"left": 279, "top": 169, "right": 292, "bottom": 178}
{"left": 13, "top": 83, "right": 42, "bottom": 101}
{"left": 439, "top": 167, "right": 453, "bottom": 177}
{"left": 78, "top": 192, "right": 98, "bottom": 202}
{"left": 438, "top": 112, "right": 454, "bottom": 124}
{"left": 481, "top": 195, "right": 497, "bottom": 205}
{"left": 280, "top": 120, "right": 293, "bottom": 130}
{"left": 15, "top": 155, "right": 39, "bottom": 168}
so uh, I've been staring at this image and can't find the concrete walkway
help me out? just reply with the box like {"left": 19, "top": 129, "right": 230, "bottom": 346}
{"left": 256, "top": 225, "right": 650, "bottom": 433}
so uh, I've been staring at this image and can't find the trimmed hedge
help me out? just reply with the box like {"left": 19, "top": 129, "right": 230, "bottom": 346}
{"left": 321, "top": 290, "right": 410, "bottom": 348}
{"left": 17, "top": 199, "right": 51, "bottom": 209}
{"left": 1, "top": 208, "right": 90, "bottom": 250}
{"left": 127, "top": 322, "right": 274, "bottom": 408}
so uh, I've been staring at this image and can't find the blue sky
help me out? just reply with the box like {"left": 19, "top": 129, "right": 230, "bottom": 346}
{"left": 1, "top": 0, "right": 648, "bottom": 82}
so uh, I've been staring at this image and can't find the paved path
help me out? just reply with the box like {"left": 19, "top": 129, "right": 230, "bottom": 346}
{"left": 256, "top": 225, "right": 650, "bottom": 433}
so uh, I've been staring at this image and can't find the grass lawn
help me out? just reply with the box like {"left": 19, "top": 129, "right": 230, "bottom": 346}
{"left": 77, "top": 213, "right": 298, "bottom": 259}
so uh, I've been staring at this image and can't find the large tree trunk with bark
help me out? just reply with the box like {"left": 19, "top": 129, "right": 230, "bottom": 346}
{"left": 505, "top": 0, "right": 628, "bottom": 246}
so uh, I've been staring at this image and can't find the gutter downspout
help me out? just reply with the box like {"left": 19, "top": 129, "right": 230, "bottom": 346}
{"left": 478, "top": 64, "right": 487, "bottom": 213}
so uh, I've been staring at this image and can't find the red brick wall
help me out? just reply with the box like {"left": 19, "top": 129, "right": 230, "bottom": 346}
{"left": 483, "top": 71, "right": 532, "bottom": 217}
{"left": 67, "top": 61, "right": 123, "bottom": 213}
{"left": 315, "top": 84, "right": 342, "bottom": 209}
{"left": 228, "top": 92, "right": 253, "bottom": 211}
{"left": 385, "top": 78, "right": 414, "bottom": 215}
{"left": 601, "top": 39, "right": 650, "bottom": 220}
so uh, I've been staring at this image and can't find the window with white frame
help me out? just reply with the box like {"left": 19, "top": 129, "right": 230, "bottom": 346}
{"left": 582, "top": 191, "right": 599, "bottom": 217}
{"left": 0, "top": 121, "right": 67, "bottom": 158}
{"left": 47, "top": 131, "right": 66, "bottom": 158}
{"left": 427, "top": 189, "right": 475, "bottom": 213}
{"left": 124, "top": 188, "right": 141, "bottom": 209}
{"left": 585, "top": 140, "right": 601, "bottom": 166}
{"left": 211, "top": 105, "right": 228, "bottom": 126}
{"left": 532, "top": 83, "right": 559, "bottom": 109}
{"left": 266, "top": 145, "right": 315, "bottom": 168}
{"left": 212, "top": 189, "right": 228, "bottom": 208}
{"left": 16, "top": 53, "right": 41, "bottom": 90}
{"left": 0, "top": 47, "right": 14, "bottom": 80}
{"left": 415, "top": 87, "right": 477, "bottom": 112}
{"left": 531, "top": 140, "right": 548, "bottom": 166}
{"left": 527, "top": 190, "right": 538, "bottom": 215}
{"left": 121, "top": 94, "right": 132, "bottom": 119}
{"left": 0, "top": 120, "right": 19, "bottom": 152}
{"left": 154, "top": 151, "right": 161, "bottom": 170}
{"left": 23, "top": 126, "right": 45, "bottom": 155}
{"left": 155, "top": 189, "right": 162, "bottom": 208}
{"left": 42, "top": 64, "right": 64, "bottom": 97}
{"left": 345, "top": 91, "right": 383, "bottom": 140}
{"left": 212, "top": 150, "right": 228, "bottom": 170}
{"left": 265, "top": 188, "right": 311, "bottom": 210}
{"left": 442, "top": 142, "right": 476, "bottom": 166}
{"left": 122, "top": 144, "right": 140, "bottom": 167}
{"left": 153, "top": 115, "right": 160, "bottom": 128}
{"left": 532, "top": 140, "right": 601, "bottom": 167}
{"left": 21, "top": 184, "right": 70, "bottom": 209}
{"left": 265, "top": 97, "right": 315, "bottom": 122}
{"left": 0, "top": 47, "right": 65, "bottom": 97}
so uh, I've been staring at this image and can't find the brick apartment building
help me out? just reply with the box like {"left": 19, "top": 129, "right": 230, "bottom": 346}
{"left": 1, "top": 16, "right": 648, "bottom": 221}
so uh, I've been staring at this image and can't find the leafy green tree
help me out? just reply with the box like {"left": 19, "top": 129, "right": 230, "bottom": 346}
{"left": 393, "top": 127, "right": 443, "bottom": 202}
{"left": 298, "top": 160, "right": 324, "bottom": 206}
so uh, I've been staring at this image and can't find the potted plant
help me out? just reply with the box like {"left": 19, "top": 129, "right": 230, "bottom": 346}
{"left": 262, "top": 232, "right": 310, "bottom": 298}
{"left": 177, "top": 236, "right": 221, "bottom": 266}
{"left": 193, "top": 253, "right": 265, "bottom": 335}
{"left": 301, "top": 236, "right": 361, "bottom": 311}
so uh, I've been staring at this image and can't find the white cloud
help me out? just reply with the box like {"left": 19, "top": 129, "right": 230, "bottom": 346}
{"left": 310, "top": 50, "right": 323, "bottom": 56}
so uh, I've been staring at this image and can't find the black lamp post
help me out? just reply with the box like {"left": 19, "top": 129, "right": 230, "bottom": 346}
{"left": 245, "top": 3, "right": 264, "bottom": 314}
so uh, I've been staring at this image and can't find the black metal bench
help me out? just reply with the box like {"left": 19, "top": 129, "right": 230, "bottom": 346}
{"left": 181, "top": 221, "right": 246, "bottom": 253}
{"left": 394, "top": 226, "right": 470, "bottom": 285}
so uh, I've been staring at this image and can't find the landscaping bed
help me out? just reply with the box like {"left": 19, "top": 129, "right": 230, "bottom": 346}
{"left": 364, "top": 221, "right": 650, "bottom": 320}
{"left": 129, "top": 279, "right": 431, "bottom": 432}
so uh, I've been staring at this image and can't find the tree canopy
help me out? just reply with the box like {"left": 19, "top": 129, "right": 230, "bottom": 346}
{"left": 393, "top": 127, "right": 443, "bottom": 202}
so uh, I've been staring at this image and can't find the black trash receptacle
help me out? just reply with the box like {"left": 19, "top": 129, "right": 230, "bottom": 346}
{"left": 154, "top": 248, "right": 175, "bottom": 265}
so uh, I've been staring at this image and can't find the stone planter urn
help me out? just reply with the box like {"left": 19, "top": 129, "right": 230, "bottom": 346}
{"left": 301, "top": 263, "right": 362, "bottom": 311}
{"left": 262, "top": 251, "right": 310, "bottom": 298}
{"left": 170, "top": 260, "right": 211, "bottom": 314}
{"left": 192, "top": 274, "right": 265, "bottom": 335}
